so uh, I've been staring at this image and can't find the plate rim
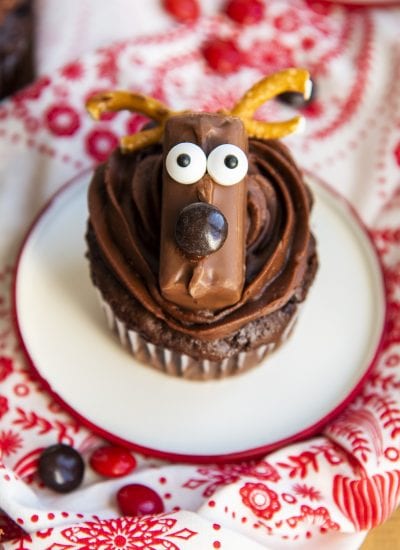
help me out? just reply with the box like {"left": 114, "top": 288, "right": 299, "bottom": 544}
{"left": 12, "top": 169, "right": 388, "bottom": 464}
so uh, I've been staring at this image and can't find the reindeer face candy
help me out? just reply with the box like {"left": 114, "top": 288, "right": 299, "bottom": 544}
{"left": 86, "top": 69, "right": 318, "bottom": 380}
{"left": 159, "top": 113, "right": 248, "bottom": 311}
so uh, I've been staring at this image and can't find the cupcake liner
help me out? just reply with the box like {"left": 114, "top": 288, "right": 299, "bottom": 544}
{"left": 96, "top": 290, "right": 297, "bottom": 380}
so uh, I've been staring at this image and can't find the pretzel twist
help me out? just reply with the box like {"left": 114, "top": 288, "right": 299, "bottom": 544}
{"left": 86, "top": 91, "right": 174, "bottom": 122}
{"left": 230, "top": 68, "right": 311, "bottom": 139}
{"left": 86, "top": 68, "right": 312, "bottom": 152}
{"left": 120, "top": 126, "right": 165, "bottom": 152}
{"left": 86, "top": 91, "right": 181, "bottom": 153}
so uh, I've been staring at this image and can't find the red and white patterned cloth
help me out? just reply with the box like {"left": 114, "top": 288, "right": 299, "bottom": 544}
{"left": 1, "top": 1, "right": 400, "bottom": 548}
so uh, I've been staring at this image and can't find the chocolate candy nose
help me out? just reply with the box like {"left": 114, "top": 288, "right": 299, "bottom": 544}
{"left": 175, "top": 202, "right": 228, "bottom": 258}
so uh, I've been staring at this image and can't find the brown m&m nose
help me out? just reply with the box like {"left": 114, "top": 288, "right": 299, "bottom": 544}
{"left": 175, "top": 202, "right": 228, "bottom": 259}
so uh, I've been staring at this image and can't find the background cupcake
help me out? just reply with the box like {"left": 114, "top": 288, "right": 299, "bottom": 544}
{"left": 86, "top": 70, "right": 318, "bottom": 379}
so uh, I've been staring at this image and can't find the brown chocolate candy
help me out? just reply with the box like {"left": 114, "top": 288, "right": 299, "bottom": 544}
{"left": 159, "top": 113, "right": 247, "bottom": 311}
{"left": 277, "top": 78, "right": 317, "bottom": 108}
{"left": 38, "top": 444, "right": 84, "bottom": 493}
{"left": 0, "top": 0, "right": 34, "bottom": 99}
{"left": 175, "top": 202, "right": 228, "bottom": 258}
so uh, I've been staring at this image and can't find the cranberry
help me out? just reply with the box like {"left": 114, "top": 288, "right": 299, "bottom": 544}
{"left": 163, "top": 0, "right": 200, "bottom": 23}
{"left": 202, "top": 38, "right": 243, "bottom": 74}
{"left": 90, "top": 446, "right": 137, "bottom": 478}
{"left": 117, "top": 484, "right": 164, "bottom": 517}
{"left": 38, "top": 444, "right": 84, "bottom": 493}
{"left": 224, "top": 0, "right": 264, "bottom": 25}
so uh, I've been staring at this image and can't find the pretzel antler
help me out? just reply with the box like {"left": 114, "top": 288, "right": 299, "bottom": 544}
{"left": 86, "top": 91, "right": 181, "bottom": 153}
{"left": 86, "top": 69, "right": 311, "bottom": 153}
{"left": 229, "top": 68, "right": 311, "bottom": 139}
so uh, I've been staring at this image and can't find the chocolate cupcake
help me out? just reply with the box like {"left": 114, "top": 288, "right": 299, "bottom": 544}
{"left": 0, "top": 0, "right": 34, "bottom": 99}
{"left": 86, "top": 69, "right": 318, "bottom": 380}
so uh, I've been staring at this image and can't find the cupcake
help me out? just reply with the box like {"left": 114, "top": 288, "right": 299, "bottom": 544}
{"left": 86, "top": 69, "right": 318, "bottom": 380}
{"left": 0, "top": 0, "right": 34, "bottom": 99}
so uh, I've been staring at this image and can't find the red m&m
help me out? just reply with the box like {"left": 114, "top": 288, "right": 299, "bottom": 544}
{"left": 117, "top": 484, "right": 164, "bottom": 517}
{"left": 224, "top": 0, "right": 264, "bottom": 25}
{"left": 90, "top": 446, "right": 137, "bottom": 478}
{"left": 202, "top": 38, "right": 243, "bottom": 74}
{"left": 163, "top": 0, "right": 200, "bottom": 23}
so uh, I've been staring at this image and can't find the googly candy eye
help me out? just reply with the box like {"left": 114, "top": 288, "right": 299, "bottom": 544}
{"left": 207, "top": 144, "right": 248, "bottom": 186}
{"left": 166, "top": 142, "right": 207, "bottom": 184}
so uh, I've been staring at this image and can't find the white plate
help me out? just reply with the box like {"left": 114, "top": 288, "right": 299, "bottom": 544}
{"left": 14, "top": 172, "right": 386, "bottom": 462}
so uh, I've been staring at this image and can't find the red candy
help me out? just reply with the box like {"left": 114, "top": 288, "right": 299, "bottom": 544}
{"left": 163, "top": 0, "right": 200, "bottom": 23}
{"left": 202, "top": 38, "right": 243, "bottom": 74}
{"left": 117, "top": 484, "right": 164, "bottom": 517}
{"left": 90, "top": 446, "right": 137, "bottom": 478}
{"left": 0, "top": 513, "right": 26, "bottom": 542}
{"left": 224, "top": 0, "right": 264, "bottom": 25}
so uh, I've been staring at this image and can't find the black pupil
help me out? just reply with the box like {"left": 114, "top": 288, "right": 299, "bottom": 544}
{"left": 177, "top": 154, "right": 191, "bottom": 167}
{"left": 224, "top": 155, "right": 238, "bottom": 169}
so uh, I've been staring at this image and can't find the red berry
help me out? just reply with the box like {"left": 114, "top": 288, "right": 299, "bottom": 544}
{"left": 90, "top": 446, "right": 137, "bottom": 478}
{"left": 163, "top": 0, "right": 200, "bottom": 23}
{"left": 395, "top": 142, "right": 400, "bottom": 167}
{"left": 117, "top": 484, "right": 164, "bottom": 517}
{"left": 225, "top": 0, "right": 264, "bottom": 25}
{"left": 202, "top": 38, "right": 243, "bottom": 74}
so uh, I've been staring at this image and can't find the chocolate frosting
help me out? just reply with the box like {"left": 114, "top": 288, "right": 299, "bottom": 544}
{"left": 88, "top": 136, "right": 312, "bottom": 341}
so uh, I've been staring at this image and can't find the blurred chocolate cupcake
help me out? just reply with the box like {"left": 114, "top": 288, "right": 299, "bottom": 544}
{"left": 0, "top": 0, "right": 34, "bottom": 99}
{"left": 85, "top": 69, "right": 318, "bottom": 380}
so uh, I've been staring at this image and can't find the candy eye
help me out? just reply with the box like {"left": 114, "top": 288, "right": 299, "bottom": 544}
{"left": 207, "top": 144, "right": 248, "bottom": 186}
{"left": 166, "top": 142, "right": 207, "bottom": 184}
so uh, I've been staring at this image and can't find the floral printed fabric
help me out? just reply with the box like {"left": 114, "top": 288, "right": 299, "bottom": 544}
{"left": 0, "top": 1, "right": 400, "bottom": 548}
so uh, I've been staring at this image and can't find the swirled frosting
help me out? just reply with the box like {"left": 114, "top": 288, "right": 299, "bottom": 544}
{"left": 88, "top": 137, "right": 312, "bottom": 341}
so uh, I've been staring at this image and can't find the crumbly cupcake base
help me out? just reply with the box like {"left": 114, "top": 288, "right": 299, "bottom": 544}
{"left": 96, "top": 288, "right": 300, "bottom": 380}
{"left": 86, "top": 228, "right": 318, "bottom": 380}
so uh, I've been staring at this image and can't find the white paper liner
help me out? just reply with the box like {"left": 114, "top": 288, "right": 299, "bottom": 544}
{"left": 96, "top": 289, "right": 297, "bottom": 380}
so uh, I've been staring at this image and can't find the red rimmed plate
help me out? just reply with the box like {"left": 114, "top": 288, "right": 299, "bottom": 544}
{"left": 13, "top": 171, "right": 386, "bottom": 463}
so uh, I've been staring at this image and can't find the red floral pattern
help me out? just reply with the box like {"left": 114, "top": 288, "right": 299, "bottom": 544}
{"left": 59, "top": 516, "right": 187, "bottom": 550}
{"left": 305, "top": 0, "right": 333, "bottom": 16}
{"left": 0, "top": 356, "right": 13, "bottom": 381}
{"left": 246, "top": 38, "right": 295, "bottom": 72}
{"left": 0, "top": 1, "right": 399, "bottom": 548}
{"left": 273, "top": 10, "right": 302, "bottom": 32}
{"left": 0, "top": 395, "right": 9, "bottom": 419}
{"left": 292, "top": 484, "right": 322, "bottom": 502}
{"left": 333, "top": 471, "right": 400, "bottom": 530}
{"left": 183, "top": 464, "right": 251, "bottom": 497}
{"left": 286, "top": 505, "right": 339, "bottom": 535}
{"left": 240, "top": 482, "right": 281, "bottom": 520}
{"left": 45, "top": 105, "right": 81, "bottom": 137}
{"left": 13, "top": 77, "right": 51, "bottom": 103}
{"left": 394, "top": 142, "right": 400, "bottom": 166}
{"left": 249, "top": 461, "right": 281, "bottom": 482}
{"left": 0, "top": 430, "right": 23, "bottom": 457}
{"left": 277, "top": 444, "right": 346, "bottom": 479}
{"left": 85, "top": 128, "right": 119, "bottom": 162}
{"left": 61, "top": 61, "right": 85, "bottom": 81}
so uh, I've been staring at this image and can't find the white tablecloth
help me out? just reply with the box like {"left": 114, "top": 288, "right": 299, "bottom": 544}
{"left": 0, "top": 1, "right": 400, "bottom": 548}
